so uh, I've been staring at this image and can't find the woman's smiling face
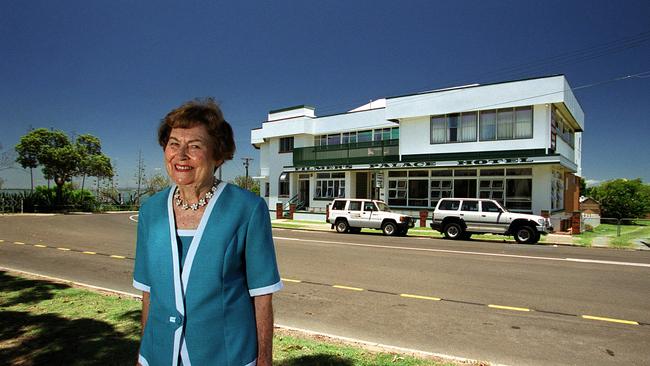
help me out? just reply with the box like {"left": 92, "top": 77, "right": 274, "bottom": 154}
{"left": 164, "top": 124, "right": 220, "bottom": 188}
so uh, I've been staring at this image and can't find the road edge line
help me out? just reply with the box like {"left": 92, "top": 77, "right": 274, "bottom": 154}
{"left": 275, "top": 324, "right": 507, "bottom": 366}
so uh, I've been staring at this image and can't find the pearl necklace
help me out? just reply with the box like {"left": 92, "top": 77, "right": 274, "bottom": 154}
{"left": 174, "top": 179, "right": 219, "bottom": 211}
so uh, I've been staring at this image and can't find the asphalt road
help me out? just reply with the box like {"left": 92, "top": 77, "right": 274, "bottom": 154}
{"left": 1, "top": 213, "right": 649, "bottom": 365}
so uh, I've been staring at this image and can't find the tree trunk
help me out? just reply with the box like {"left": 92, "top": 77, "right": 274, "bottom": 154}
{"left": 55, "top": 179, "right": 63, "bottom": 209}
{"left": 81, "top": 174, "right": 86, "bottom": 192}
{"left": 30, "top": 168, "right": 34, "bottom": 192}
{"left": 55, "top": 177, "right": 64, "bottom": 209}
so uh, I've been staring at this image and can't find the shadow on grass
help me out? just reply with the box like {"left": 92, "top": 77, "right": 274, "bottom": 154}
{"left": 276, "top": 353, "right": 355, "bottom": 366}
{"left": 0, "top": 271, "right": 68, "bottom": 307}
{"left": 0, "top": 271, "right": 139, "bottom": 365}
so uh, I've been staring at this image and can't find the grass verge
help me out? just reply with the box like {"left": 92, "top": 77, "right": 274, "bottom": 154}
{"left": 574, "top": 223, "right": 650, "bottom": 248}
{"left": 0, "top": 271, "right": 466, "bottom": 366}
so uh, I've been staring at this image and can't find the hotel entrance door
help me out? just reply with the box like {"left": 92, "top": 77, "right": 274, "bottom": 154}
{"left": 355, "top": 172, "right": 368, "bottom": 199}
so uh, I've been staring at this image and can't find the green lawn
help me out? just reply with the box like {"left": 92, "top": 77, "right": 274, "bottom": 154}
{"left": 0, "top": 271, "right": 460, "bottom": 366}
{"left": 574, "top": 222, "right": 650, "bottom": 248}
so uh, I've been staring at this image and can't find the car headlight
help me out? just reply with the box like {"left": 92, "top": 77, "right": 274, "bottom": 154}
{"left": 537, "top": 218, "right": 545, "bottom": 226}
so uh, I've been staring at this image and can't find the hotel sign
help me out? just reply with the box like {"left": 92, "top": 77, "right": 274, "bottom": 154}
{"left": 291, "top": 157, "right": 546, "bottom": 172}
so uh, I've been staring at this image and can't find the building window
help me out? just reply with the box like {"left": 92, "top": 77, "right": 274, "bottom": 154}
{"left": 430, "top": 179, "right": 452, "bottom": 206}
{"left": 357, "top": 130, "right": 372, "bottom": 142}
{"left": 552, "top": 106, "right": 575, "bottom": 148}
{"left": 479, "top": 179, "right": 504, "bottom": 200}
{"left": 315, "top": 172, "right": 345, "bottom": 199}
{"left": 479, "top": 110, "right": 496, "bottom": 140}
{"left": 327, "top": 134, "right": 341, "bottom": 145}
{"left": 430, "top": 112, "right": 477, "bottom": 144}
{"left": 264, "top": 182, "right": 269, "bottom": 197}
{"left": 505, "top": 179, "right": 532, "bottom": 212}
{"left": 373, "top": 128, "right": 396, "bottom": 141}
{"left": 278, "top": 172, "right": 289, "bottom": 197}
{"left": 514, "top": 106, "right": 533, "bottom": 139}
{"left": 279, "top": 137, "right": 294, "bottom": 153}
{"left": 408, "top": 170, "right": 428, "bottom": 207}
{"left": 387, "top": 171, "right": 407, "bottom": 206}
{"left": 480, "top": 106, "right": 533, "bottom": 141}
{"left": 342, "top": 131, "right": 357, "bottom": 144}
{"left": 314, "top": 127, "right": 399, "bottom": 147}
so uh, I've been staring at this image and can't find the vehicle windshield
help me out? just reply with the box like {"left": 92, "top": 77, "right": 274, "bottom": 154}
{"left": 495, "top": 201, "right": 508, "bottom": 212}
{"left": 376, "top": 202, "right": 391, "bottom": 212}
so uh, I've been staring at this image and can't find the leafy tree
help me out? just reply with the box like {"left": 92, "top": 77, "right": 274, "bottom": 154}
{"left": 232, "top": 175, "right": 260, "bottom": 195}
{"left": 14, "top": 130, "right": 44, "bottom": 191}
{"left": 76, "top": 134, "right": 112, "bottom": 191}
{"left": 590, "top": 178, "right": 650, "bottom": 219}
{"left": 15, "top": 128, "right": 113, "bottom": 205}
{"left": 144, "top": 172, "right": 170, "bottom": 196}
{"left": 579, "top": 177, "right": 588, "bottom": 197}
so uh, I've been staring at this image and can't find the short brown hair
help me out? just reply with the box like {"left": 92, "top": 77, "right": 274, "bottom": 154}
{"left": 158, "top": 98, "right": 236, "bottom": 161}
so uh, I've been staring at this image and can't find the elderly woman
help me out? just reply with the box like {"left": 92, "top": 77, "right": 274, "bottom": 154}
{"left": 133, "top": 98, "right": 282, "bottom": 366}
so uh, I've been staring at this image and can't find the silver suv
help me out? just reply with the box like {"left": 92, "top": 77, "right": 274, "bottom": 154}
{"left": 327, "top": 199, "right": 415, "bottom": 236}
{"left": 430, "top": 198, "right": 552, "bottom": 244}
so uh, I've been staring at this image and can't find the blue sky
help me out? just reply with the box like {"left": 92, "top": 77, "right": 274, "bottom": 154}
{"left": 1, "top": 0, "right": 649, "bottom": 189}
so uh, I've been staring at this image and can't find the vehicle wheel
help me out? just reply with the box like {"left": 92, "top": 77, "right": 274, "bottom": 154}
{"left": 400, "top": 228, "right": 409, "bottom": 237}
{"left": 349, "top": 227, "right": 362, "bottom": 234}
{"left": 443, "top": 222, "right": 463, "bottom": 240}
{"left": 382, "top": 222, "right": 397, "bottom": 236}
{"left": 335, "top": 219, "right": 349, "bottom": 233}
{"left": 461, "top": 232, "right": 472, "bottom": 240}
{"left": 514, "top": 226, "right": 536, "bottom": 244}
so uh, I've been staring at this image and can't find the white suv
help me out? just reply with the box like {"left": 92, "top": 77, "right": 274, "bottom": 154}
{"left": 430, "top": 198, "right": 553, "bottom": 244}
{"left": 327, "top": 199, "right": 415, "bottom": 236}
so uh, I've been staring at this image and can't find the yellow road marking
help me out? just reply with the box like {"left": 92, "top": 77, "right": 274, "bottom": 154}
{"left": 582, "top": 315, "right": 639, "bottom": 325}
{"left": 281, "top": 278, "right": 302, "bottom": 283}
{"left": 34, "top": 244, "right": 47, "bottom": 248}
{"left": 333, "top": 285, "right": 364, "bottom": 291}
{"left": 488, "top": 304, "right": 531, "bottom": 312}
{"left": 13, "top": 241, "right": 25, "bottom": 245}
{"left": 110, "top": 255, "right": 126, "bottom": 259}
{"left": 57, "top": 247, "right": 71, "bottom": 251}
{"left": 0, "top": 239, "right": 4, "bottom": 242}
{"left": 400, "top": 293, "right": 441, "bottom": 301}
{"left": 82, "top": 251, "right": 96, "bottom": 255}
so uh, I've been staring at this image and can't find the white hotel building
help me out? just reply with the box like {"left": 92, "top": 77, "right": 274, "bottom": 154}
{"left": 251, "top": 75, "right": 584, "bottom": 222}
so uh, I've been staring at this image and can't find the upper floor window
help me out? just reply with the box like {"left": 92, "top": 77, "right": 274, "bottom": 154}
{"left": 430, "top": 112, "right": 477, "bottom": 144}
{"left": 480, "top": 106, "right": 533, "bottom": 141}
{"left": 551, "top": 106, "right": 574, "bottom": 148}
{"left": 279, "top": 137, "right": 294, "bottom": 153}
{"left": 314, "top": 127, "right": 398, "bottom": 146}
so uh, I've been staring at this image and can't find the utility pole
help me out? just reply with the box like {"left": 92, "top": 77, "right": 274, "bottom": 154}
{"left": 241, "top": 157, "right": 253, "bottom": 190}
{"left": 135, "top": 150, "right": 145, "bottom": 204}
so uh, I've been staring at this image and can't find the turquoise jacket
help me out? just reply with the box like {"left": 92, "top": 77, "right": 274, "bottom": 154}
{"left": 133, "top": 182, "right": 282, "bottom": 366}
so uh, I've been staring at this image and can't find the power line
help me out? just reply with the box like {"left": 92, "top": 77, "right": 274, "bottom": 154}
{"left": 289, "top": 29, "right": 650, "bottom": 117}
{"left": 236, "top": 69, "right": 649, "bottom": 135}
